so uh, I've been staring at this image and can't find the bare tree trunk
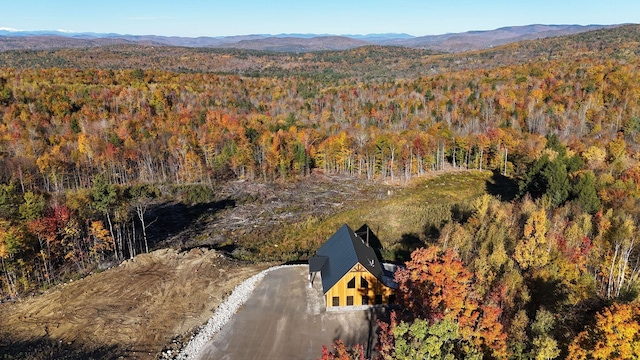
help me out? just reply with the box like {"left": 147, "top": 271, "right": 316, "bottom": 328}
{"left": 17, "top": 165, "right": 25, "bottom": 193}
{"left": 106, "top": 212, "right": 119, "bottom": 261}
{"left": 129, "top": 220, "right": 136, "bottom": 259}
{"left": 452, "top": 147, "right": 456, "bottom": 168}
{"left": 607, "top": 244, "right": 620, "bottom": 299}
{"left": 1, "top": 256, "right": 16, "bottom": 296}
{"left": 136, "top": 204, "right": 149, "bottom": 253}
{"left": 390, "top": 147, "right": 395, "bottom": 182}
{"left": 628, "top": 255, "right": 640, "bottom": 291}
{"left": 503, "top": 146, "right": 508, "bottom": 175}
{"left": 132, "top": 220, "right": 138, "bottom": 257}
{"left": 116, "top": 224, "right": 123, "bottom": 260}
{"left": 409, "top": 148, "right": 414, "bottom": 180}
{"left": 616, "top": 240, "right": 634, "bottom": 297}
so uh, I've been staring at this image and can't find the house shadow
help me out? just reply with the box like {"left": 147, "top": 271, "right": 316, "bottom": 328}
{"left": 393, "top": 233, "right": 425, "bottom": 263}
{"left": 283, "top": 259, "right": 309, "bottom": 265}
{"left": 331, "top": 306, "right": 391, "bottom": 359}
{"left": 485, "top": 170, "right": 519, "bottom": 202}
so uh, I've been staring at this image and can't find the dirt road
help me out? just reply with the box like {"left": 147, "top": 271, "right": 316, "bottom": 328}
{"left": 195, "top": 266, "right": 384, "bottom": 360}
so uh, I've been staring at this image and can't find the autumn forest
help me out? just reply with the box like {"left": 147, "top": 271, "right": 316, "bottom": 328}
{"left": 2, "top": 24, "right": 640, "bottom": 359}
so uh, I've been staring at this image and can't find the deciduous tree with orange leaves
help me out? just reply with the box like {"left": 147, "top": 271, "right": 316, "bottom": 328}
{"left": 319, "top": 340, "right": 365, "bottom": 360}
{"left": 378, "top": 246, "right": 507, "bottom": 359}
{"left": 568, "top": 302, "right": 640, "bottom": 359}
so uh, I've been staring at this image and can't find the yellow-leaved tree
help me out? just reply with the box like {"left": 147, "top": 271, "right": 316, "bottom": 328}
{"left": 568, "top": 302, "right": 640, "bottom": 359}
{"left": 89, "top": 220, "right": 113, "bottom": 261}
{"left": 514, "top": 208, "right": 550, "bottom": 270}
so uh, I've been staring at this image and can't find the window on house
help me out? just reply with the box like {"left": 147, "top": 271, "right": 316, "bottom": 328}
{"left": 360, "top": 277, "right": 369, "bottom": 289}
{"left": 332, "top": 296, "right": 340, "bottom": 307}
{"left": 388, "top": 294, "right": 396, "bottom": 304}
{"left": 375, "top": 295, "right": 383, "bottom": 305}
{"left": 347, "top": 296, "right": 354, "bottom": 306}
{"left": 362, "top": 295, "right": 369, "bottom": 305}
{"left": 347, "top": 277, "right": 356, "bottom": 289}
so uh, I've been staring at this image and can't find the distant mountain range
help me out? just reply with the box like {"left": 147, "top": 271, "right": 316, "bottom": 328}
{"left": 0, "top": 24, "right": 625, "bottom": 53}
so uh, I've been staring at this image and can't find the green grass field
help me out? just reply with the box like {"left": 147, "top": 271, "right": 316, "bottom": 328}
{"left": 241, "top": 171, "right": 501, "bottom": 262}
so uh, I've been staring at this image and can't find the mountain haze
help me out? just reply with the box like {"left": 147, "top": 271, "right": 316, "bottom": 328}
{"left": 381, "top": 24, "right": 621, "bottom": 52}
{"left": 223, "top": 36, "right": 370, "bottom": 52}
{"left": 0, "top": 24, "right": 625, "bottom": 52}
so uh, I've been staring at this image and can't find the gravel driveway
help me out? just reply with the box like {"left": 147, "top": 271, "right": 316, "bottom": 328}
{"left": 195, "top": 266, "right": 384, "bottom": 359}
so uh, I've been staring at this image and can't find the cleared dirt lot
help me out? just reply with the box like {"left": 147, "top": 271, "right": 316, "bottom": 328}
{"left": 196, "top": 266, "right": 387, "bottom": 360}
{"left": 0, "top": 248, "right": 267, "bottom": 359}
{"left": 0, "top": 174, "right": 393, "bottom": 360}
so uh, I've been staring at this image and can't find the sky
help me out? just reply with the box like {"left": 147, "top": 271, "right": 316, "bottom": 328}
{"left": 1, "top": 0, "right": 639, "bottom": 37}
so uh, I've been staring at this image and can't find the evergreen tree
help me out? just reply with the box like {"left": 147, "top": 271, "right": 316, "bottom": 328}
{"left": 542, "top": 159, "right": 569, "bottom": 208}
{"left": 545, "top": 134, "right": 566, "bottom": 158}
{"left": 91, "top": 174, "right": 118, "bottom": 259}
{"left": 519, "top": 155, "right": 551, "bottom": 199}
{"left": 0, "top": 183, "right": 19, "bottom": 221}
{"left": 572, "top": 170, "right": 600, "bottom": 214}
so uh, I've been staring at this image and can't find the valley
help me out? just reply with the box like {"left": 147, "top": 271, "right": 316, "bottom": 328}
{"left": 1, "top": 23, "right": 640, "bottom": 359}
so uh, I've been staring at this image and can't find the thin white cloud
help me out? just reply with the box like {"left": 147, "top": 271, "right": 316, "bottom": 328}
{"left": 0, "top": 27, "right": 23, "bottom": 32}
{"left": 56, "top": 29, "right": 76, "bottom": 33}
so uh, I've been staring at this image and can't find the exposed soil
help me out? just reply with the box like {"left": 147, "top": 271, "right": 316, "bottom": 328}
{"left": 0, "top": 248, "right": 268, "bottom": 359}
{"left": 0, "top": 173, "right": 409, "bottom": 359}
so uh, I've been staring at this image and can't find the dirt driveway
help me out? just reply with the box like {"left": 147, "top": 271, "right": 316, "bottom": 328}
{"left": 196, "top": 266, "right": 386, "bottom": 360}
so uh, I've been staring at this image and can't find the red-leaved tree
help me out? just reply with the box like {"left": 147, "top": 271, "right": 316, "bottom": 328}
{"left": 378, "top": 246, "right": 507, "bottom": 358}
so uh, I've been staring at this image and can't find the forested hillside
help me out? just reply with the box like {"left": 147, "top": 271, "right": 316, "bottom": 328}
{"left": 2, "top": 24, "right": 640, "bottom": 359}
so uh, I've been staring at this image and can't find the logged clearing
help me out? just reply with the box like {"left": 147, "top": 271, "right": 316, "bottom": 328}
{"left": 0, "top": 248, "right": 267, "bottom": 359}
{"left": 0, "top": 170, "right": 498, "bottom": 359}
{"left": 0, "top": 173, "right": 390, "bottom": 359}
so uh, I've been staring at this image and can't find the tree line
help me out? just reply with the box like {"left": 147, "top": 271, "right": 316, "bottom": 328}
{"left": 1, "top": 49, "right": 640, "bottom": 299}
{"left": 1, "top": 51, "right": 639, "bottom": 188}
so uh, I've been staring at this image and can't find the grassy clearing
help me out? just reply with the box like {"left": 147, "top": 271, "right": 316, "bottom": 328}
{"left": 240, "top": 171, "right": 495, "bottom": 262}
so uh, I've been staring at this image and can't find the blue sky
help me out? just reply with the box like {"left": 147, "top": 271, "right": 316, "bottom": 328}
{"left": 1, "top": 0, "right": 638, "bottom": 37}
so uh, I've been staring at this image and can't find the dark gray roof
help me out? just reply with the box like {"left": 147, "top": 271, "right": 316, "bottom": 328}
{"left": 311, "top": 224, "right": 390, "bottom": 294}
{"left": 308, "top": 255, "right": 328, "bottom": 272}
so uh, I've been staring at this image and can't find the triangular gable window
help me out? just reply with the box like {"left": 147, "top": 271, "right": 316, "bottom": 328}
{"left": 361, "top": 277, "right": 369, "bottom": 289}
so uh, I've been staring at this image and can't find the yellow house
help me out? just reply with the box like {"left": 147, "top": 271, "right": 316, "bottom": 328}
{"left": 309, "top": 224, "right": 397, "bottom": 308}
